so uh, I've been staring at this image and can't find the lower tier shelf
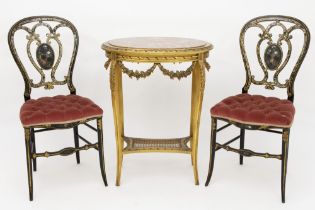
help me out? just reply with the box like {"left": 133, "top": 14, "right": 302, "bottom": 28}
{"left": 123, "top": 136, "right": 191, "bottom": 154}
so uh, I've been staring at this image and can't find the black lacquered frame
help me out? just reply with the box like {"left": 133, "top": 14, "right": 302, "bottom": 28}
{"left": 8, "top": 16, "right": 108, "bottom": 201}
{"left": 205, "top": 15, "right": 310, "bottom": 203}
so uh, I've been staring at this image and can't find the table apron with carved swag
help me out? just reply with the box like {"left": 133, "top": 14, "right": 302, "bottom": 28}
{"left": 102, "top": 37, "right": 213, "bottom": 185}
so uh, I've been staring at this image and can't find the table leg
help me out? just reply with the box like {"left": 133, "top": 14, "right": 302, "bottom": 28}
{"left": 190, "top": 58, "right": 205, "bottom": 185}
{"left": 110, "top": 59, "right": 125, "bottom": 186}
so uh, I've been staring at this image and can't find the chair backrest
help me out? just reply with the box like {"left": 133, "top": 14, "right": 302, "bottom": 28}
{"left": 240, "top": 15, "right": 310, "bottom": 102}
{"left": 8, "top": 16, "right": 79, "bottom": 101}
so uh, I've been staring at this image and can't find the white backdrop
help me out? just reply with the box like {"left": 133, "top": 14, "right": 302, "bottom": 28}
{"left": 0, "top": 0, "right": 314, "bottom": 209}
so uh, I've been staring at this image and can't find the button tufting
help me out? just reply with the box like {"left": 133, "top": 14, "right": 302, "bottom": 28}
{"left": 211, "top": 93, "right": 295, "bottom": 128}
{"left": 20, "top": 95, "right": 103, "bottom": 127}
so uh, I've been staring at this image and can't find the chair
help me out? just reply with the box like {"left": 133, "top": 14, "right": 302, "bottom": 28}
{"left": 8, "top": 16, "right": 108, "bottom": 201}
{"left": 205, "top": 15, "right": 310, "bottom": 203}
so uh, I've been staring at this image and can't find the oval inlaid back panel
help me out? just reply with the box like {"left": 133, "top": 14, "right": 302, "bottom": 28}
{"left": 264, "top": 44, "right": 283, "bottom": 70}
{"left": 36, "top": 43, "right": 55, "bottom": 70}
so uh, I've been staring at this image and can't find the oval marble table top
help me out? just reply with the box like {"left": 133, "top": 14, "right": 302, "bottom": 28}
{"left": 102, "top": 37, "right": 213, "bottom": 52}
{"left": 103, "top": 37, "right": 211, "bottom": 49}
{"left": 102, "top": 37, "right": 213, "bottom": 63}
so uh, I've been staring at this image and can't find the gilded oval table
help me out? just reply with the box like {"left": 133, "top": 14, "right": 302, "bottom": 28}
{"left": 102, "top": 37, "right": 213, "bottom": 185}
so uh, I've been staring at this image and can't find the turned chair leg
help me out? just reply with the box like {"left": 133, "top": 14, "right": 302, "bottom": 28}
{"left": 73, "top": 126, "right": 80, "bottom": 164}
{"left": 281, "top": 129, "right": 290, "bottom": 203}
{"left": 239, "top": 128, "right": 245, "bottom": 165}
{"left": 205, "top": 118, "right": 217, "bottom": 186}
{"left": 97, "top": 118, "right": 108, "bottom": 186}
{"left": 24, "top": 128, "right": 33, "bottom": 201}
{"left": 30, "top": 128, "right": 37, "bottom": 171}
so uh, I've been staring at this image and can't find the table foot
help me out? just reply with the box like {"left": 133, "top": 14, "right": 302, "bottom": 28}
{"left": 115, "top": 150, "right": 123, "bottom": 186}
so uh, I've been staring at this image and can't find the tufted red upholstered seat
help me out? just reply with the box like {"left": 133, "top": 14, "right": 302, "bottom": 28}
{"left": 20, "top": 95, "right": 103, "bottom": 127}
{"left": 211, "top": 93, "right": 295, "bottom": 128}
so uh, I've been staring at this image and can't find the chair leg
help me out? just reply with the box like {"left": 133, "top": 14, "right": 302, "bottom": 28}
{"left": 205, "top": 117, "right": 217, "bottom": 186}
{"left": 239, "top": 128, "right": 245, "bottom": 165}
{"left": 281, "top": 129, "right": 290, "bottom": 203}
{"left": 30, "top": 128, "right": 37, "bottom": 171}
{"left": 97, "top": 118, "right": 108, "bottom": 186}
{"left": 73, "top": 126, "right": 80, "bottom": 164}
{"left": 24, "top": 128, "right": 33, "bottom": 201}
